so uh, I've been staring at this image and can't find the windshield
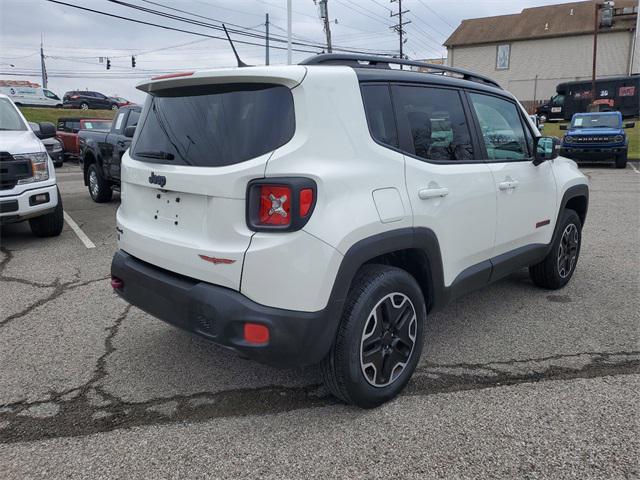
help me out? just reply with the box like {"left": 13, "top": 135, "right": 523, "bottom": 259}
{"left": 0, "top": 98, "right": 27, "bottom": 131}
{"left": 571, "top": 114, "right": 620, "bottom": 129}
{"left": 82, "top": 120, "right": 112, "bottom": 130}
{"left": 132, "top": 83, "right": 294, "bottom": 167}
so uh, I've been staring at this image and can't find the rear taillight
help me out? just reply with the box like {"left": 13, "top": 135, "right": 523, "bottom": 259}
{"left": 247, "top": 178, "right": 316, "bottom": 232}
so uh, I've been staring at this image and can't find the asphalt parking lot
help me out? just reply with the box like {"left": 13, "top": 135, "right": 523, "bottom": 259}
{"left": 1, "top": 162, "right": 639, "bottom": 479}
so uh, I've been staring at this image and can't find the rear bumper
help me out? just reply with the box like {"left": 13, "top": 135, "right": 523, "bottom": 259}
{"left": 561, "top": 146, "right": 626, "bottom": 161}
{"left": 111, "top": 250, "right": 340, "bottom": 367}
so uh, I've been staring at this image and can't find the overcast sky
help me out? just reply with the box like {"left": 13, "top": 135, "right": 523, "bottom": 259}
{"left": 0, "top": 0, "right": 578, "bottom": 103}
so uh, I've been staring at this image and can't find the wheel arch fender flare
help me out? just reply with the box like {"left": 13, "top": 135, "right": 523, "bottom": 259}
{"left": 325, "top": 227, "right": 446, "bottom": 321}
{"left": 549, "top": 184, "right": 589, "bottom": 253}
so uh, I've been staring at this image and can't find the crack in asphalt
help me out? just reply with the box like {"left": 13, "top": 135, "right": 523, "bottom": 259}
{"left": 0, "top": 246, "right": 110, "bottom": 329}
{"left": 0, "top": 348, "right": 637, "bottom": 444}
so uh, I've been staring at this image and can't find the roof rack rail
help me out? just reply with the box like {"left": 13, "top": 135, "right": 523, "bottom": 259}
{"left": 299, "top": 53, "right": 502, "bottom": 89}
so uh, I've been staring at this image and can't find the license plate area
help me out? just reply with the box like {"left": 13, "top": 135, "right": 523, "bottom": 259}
{"left": 152, "top": 191, "right": 184, "bottom": 226}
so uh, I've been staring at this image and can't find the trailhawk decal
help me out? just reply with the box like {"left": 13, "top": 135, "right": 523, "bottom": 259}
{"left": 198, "top": 255, "right": 236, "bottom": 265}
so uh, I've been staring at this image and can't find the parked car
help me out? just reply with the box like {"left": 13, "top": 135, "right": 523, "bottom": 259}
{"left": 0, "top": 94, "right": 63, "bottom": 236}
{"left": 536, "top": 74, "right": 639, "bottom": 122}
{"left": 0, "top": 84, "right": 63, "bottom": 108}
{"left": 109, "top": 96, "right": 132, "bottom": 108}
{"left": 79, "top": 105, "right": 141, "bottom": 202}
{"left": 56, "top": 117, "right": 113, "bottom": 159}
{"left": 30, "top": 122, "right": 63, "bottom": 167}
{"left": 63, "top": 90, "right": 119, "bottom": 110}
{"left": 560, "top": 111, "right": 634, "bottom": 168}
{"left": 110, "top": 54, "right": 589, "bottom": 408}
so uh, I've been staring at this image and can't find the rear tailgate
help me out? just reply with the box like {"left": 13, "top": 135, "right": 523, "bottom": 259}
{"left": 117, "top": 66, "right": 305, "bottom": 290}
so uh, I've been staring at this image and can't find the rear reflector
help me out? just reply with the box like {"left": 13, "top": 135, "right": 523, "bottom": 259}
{"left": 151, "top": 71, "right": 195, "bottom": 80}
{"left": 244, "top": 323, "right": 270, "bottom": 344}
{"left": 299, "top": 188, "right": 314, "bottom": 217}
{"left": 111, "top": 277, "right": 124, "bottom": 290}
{"left": 258, "top": 185, "right": 291, "bottom": 226}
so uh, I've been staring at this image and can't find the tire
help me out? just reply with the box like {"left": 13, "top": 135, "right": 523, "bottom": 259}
{"left": 539, "top": 114, "right": 547, "bottom": 124}
{"left": 29, "top": 190, "right": 64, "bottom": 237}
{"left": 111, "top": 104, "right": 119, "bottom": 111}
{"left": 321, "top": 265, "right": 426, "bottom": 408}
{"left": 87, "top": 163, "right": 112, "bottom": 203}
{"left": 54, "top": 161, "right": 63, "bottom": 168}
{"left": 615, "top": 151, "right": 627, "bottom": 169}
{"left": 529, "top": 209, "right": 582, "bottom": 290}
{"left": 80, "top": 102, "right": 89, "bottom": 110}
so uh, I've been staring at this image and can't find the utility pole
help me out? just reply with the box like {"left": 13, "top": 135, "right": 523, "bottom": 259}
{"left": 629, "top": 3, "right": 639, "bottom": 74}
{"left": 390, "top": 0, "right": 411, "bottom": 69}
{"left": 40, "top": 35, "right": 47, "bottom": 88}
{"left": 319, "top": 0, "right": 332, "bottom": 53}
{"left": 265, "top": 13, "right": 270, "bottom": 65}
{"left": 287, "top": 0, "right": 292, "bottom": 64}
{"left": 591, "top": 1, "right": 600, "bottom": 106}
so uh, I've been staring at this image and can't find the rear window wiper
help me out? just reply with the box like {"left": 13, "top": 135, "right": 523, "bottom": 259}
{"left": 135, "top": 150, "right": 175, "bottom": 160}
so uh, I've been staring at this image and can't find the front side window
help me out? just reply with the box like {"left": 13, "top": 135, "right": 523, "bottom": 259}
{"left": 132, "top": 83, "right": 295, "bottom": 167}
{"left": 360, "top": 84, "right": 398, "bottom": 148}
{"left": 469, "top": 93, "right": 529, "bottom": 161}
{"left": 0, "top": 98, "right": 27, "bottom": 131}
{"left": 394, "top": 85, "right": 474, "bottom": 162}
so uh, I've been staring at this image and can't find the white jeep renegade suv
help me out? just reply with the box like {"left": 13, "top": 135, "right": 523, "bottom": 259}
{"left": 111, "top": 55, "right": 588, "bottom": 408}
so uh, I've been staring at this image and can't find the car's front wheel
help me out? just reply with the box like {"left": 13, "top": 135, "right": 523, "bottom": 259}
{"left": 321, "top": 265, "right": 426, "bottom": 408}
{"left": 615, "top": 150, "right": 627, "bottom": 169}
{"left": 29, "top": 190, "right": 64, "bottom": 237}
{"left": 111, "top": 104, "right": 119, "bottom": 110}
{"left": 529, "top": 209, "right": 582, "bottom": 289}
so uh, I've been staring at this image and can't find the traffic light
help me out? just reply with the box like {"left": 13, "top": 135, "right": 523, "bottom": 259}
{"left": 131, "top": 55, "right": 136, "bottom": 68}
{"left": 106, "top": 58, "right": 111, "bottom": 70}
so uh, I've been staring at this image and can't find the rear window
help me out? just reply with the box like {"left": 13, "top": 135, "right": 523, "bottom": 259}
{"left": 131, "top": 83, "right": 295, "bottom": 167}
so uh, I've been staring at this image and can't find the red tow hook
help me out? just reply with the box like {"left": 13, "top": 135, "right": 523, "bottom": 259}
{"left": 111, "top": 276, "right": 124, "bottom": 290}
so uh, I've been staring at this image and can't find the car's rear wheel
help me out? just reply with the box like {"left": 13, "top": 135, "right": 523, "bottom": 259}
{"left": 321, "top": 265, "right": 426, "bottom": 408}
{"left": 80, "top": 102, "right": 89, "bottom": 110}
{"left": 615, "top": 151, "right": 627, "bottom": 169}
{"left": 111, "top": 104, "right": 118, "bottom": 110}
{"left": 29, "top": 190, "right": 64, "bottom": 237}
{"left": 529, "top": 209, "right": 582, "bottom": 289}
{"left": 87, "top": 163, "right": 112, "bottom": 203}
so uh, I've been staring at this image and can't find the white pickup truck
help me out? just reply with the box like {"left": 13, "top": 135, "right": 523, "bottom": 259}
{"left": 0, "top": 94, "right": 63, "bottom": 237}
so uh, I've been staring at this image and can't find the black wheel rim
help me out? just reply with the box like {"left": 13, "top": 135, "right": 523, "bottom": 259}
{"left": 557, "top": 223, "right": 579, "bottom": 278}
{"left": 360, "top": 293, "right": 417, "bottom": 388}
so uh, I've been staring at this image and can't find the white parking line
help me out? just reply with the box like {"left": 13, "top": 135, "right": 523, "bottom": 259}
{"left": 628, "top": 162, "right": 639, "bottom": 174}
{"left": 63, "top": 211, "right": 96, "bottom": 249}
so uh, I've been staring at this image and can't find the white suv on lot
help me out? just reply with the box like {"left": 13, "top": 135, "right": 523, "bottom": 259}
{"left": 111, "top": 55, "right": 589, "bottom": 408}
{"left": 0, "top": 94, "right": 63, "bottom": 237}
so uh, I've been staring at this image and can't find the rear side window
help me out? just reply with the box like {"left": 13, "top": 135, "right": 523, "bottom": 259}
{"left": 132, "top": 83, "right": 294, "bottom": 167}
{"left": 393, "top": 85, "right": 474, "bottom": 162}
{"left": 468, "top": 93, "right": 530, "bottom": 161}
{"left": 126, "top": 110, "right": 140, "bottom": 128}
{"left": 361, "top": 84, "right": 398, "bottom": 148}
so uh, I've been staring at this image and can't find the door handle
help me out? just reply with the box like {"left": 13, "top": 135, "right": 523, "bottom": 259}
{"left": 418, "top": 187, "right": 449, "bottom": 200}
{"left": 498, "top": 180, "right": 519, "bottom": 191}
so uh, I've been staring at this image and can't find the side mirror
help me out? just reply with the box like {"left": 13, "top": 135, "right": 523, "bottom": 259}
{"left": 624, "top": 122, "right": 635, "bottom": 129}
{"left": 35, "top": 122, "right": 56, "bottom": 139}
{"left": 559, "top": 124, "right": 568, "bottom": 131}
{"left": 124, "top": 125, "right": 136, "bottom": 138}
{"left": 534, "top": 136, "right": 560, "bottom": 165}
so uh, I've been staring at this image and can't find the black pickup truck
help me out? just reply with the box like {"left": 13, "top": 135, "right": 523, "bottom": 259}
{"left": 79, "top": 105, "right": 141, "bottom": 202}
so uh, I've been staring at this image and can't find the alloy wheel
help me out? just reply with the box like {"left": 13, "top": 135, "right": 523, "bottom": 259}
{"left": 360, "top": 292, "right": 417, "bottom": 387}
{"left": 557, "top": 223, "right": 579, "bottom": 278}
{"left": 89, "top": 169, "right": 99, "bottom": 198}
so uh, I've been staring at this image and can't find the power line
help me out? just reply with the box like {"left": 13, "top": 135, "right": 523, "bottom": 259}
{"left": 43, "top": 0, "right": 320, "bottom": 54}
{"left": 414, "top": 0, "right": 456, "bottom": 29}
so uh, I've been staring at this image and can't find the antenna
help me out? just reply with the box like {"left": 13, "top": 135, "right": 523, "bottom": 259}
{"left": 222, "top": 24, "right": 250, "bottom": 67}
